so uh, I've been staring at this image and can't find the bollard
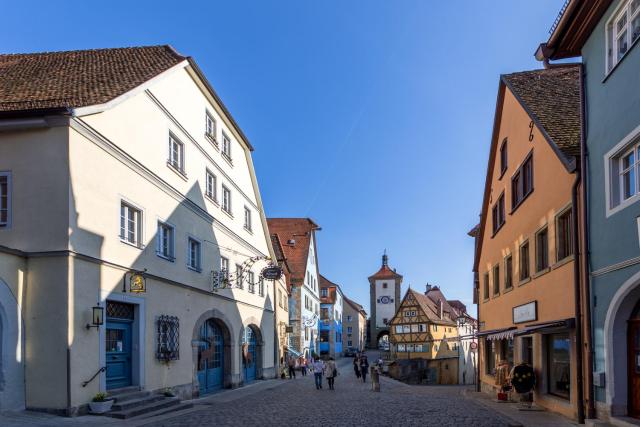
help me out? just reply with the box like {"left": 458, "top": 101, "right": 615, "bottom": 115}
{"left": 371, "top": 366, "right": 380, "bottom": 392}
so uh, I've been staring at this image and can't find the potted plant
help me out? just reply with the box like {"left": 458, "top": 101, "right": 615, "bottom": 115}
{"left": 89, "top": 392, "right": 113, "bottom": 414}
{"left": 162, "top": 387, "right": 175, "bottom": 397}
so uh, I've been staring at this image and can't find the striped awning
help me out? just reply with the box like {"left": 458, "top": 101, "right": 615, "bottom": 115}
{"left": 476, "top": 326, "right": 517, "bottom": 341}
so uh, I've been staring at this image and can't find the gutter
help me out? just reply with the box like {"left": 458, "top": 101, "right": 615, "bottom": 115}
{"left": 579, "top": 62, "right": 596, "bottom": 419}
{"left": 572, "top": 168, "right": 585, "bottom": 424}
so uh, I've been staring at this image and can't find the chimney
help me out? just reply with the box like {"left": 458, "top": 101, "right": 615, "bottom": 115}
{"left": 439, "top": 299, "right": 443, "bottom": 319}
{"left": 425, "top": 283, "right": 432, "bottom": 294}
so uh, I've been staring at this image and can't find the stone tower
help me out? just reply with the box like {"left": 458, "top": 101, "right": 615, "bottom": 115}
{"left": 368, "top": 251, "right": 402, "bottom": 348}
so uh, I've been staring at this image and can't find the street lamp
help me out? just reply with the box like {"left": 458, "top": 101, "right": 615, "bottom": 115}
{"left": 86, "top": 303, "right": 104, "bottom": 330}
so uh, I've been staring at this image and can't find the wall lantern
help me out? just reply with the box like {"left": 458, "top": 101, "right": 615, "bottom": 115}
{"left": 86, "top": 303, "right": 104, "bottom": 330}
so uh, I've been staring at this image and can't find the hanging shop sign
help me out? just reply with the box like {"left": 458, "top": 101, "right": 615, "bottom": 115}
{"left": 261, "top": 265, "right": 283, "bottom": 281}
{"left": 302, "top": 314, "right": 318, "bottom": 327}
{"left": 513, "top": 301, "right": 537, "bottom": 324}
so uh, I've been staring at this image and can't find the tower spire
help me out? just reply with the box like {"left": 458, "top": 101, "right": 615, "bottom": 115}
{"left": 382, "top": 249, "right": 388, "bottom": 267}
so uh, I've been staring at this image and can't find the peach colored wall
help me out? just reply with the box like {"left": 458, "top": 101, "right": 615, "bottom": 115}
{"left": 477, "top": 86, "right": 579, "bottom": 420}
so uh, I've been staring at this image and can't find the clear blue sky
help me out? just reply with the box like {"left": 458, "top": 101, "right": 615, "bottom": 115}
{"left": 2, "top": 0, "right": 565, "bottom": 315}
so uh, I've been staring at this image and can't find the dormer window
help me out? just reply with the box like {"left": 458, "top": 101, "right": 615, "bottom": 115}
{"left": 606, "top": 0, "right": 640, "bottom": 73}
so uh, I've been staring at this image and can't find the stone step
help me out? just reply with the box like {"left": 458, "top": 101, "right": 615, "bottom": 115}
{"left": 105, "top": 397, "right": 180, "bottom": 419}
{"left": 107, "top": 386, "right": 141, "bottom": 396}
{"left": 136, "top": 402, "right": 195, "bottom": 420}
{"left": 109, "top": 390, "right": 152, "bottom": 403}
{"left": 111, "top": 394, "right": 166, "bottom": 411}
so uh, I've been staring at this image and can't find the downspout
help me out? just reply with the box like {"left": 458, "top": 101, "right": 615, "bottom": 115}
{"left": 572, "top": 168, "right": 585, "bottom": 425}
{"left": 579, "top": 63, "right": 596, "bottom": 419}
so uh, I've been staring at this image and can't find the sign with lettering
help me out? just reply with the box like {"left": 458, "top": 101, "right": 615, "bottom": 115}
{"left": 513, "top": 301, "right": 537, "bottom": 324}
{"left": 261, "top": 265, "right": 283, "bottom": 281}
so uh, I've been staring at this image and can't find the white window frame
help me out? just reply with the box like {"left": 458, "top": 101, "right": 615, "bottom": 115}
{"left": 236, "top": 264, "right": 244, "bottom": 289}
{"left": 187, "top": 236, "right": 202, "bottom": 272}
{"left": 606, "top": 0, "right": 640, "bottom": 74}
{"left": 605, "top": 123, "right": 640, "bottom": 217}
{"left": 222, "top": 185, "right": 232, "bottom": 215}
{"left": 156, "top": 220, "right": 175, "bottom": 261}
{"left": 221, "top": 131, "right": 232, "bottom": 163}
{"left": 220, "top": 256, "right": 229, "bottom": 280}
{"left": 120, "top": 200, "right": 143, "bottom": 248}
{"left": 244, "top": 206, "right": 252, "bottom": 232}
{"left": 248, "top": 271, "right": 255, "bottom": 293}
{"left": 0, "top": 171, "right": 11, "bottom": 228}
{"left": 168, "top": 133, "right": 185, "bottom": 173}
{"left": 205, "top": 169, "right": 217, "bottom": 202}
{"left": 205, "top": 111, "right": 217, "bottom": 145}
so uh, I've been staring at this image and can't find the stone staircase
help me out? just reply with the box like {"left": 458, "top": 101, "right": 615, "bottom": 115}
{"left": 103, "top": 386, "right": 193, "bottom": 420}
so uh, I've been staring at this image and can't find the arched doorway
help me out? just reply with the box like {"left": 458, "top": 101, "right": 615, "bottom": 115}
{"left": 377, "top": 331, "right": 390, "bottom": 351}
{"left": 242, "top": 326, "right": 257, "bottom": 383}
{"left": 196, "top": 319, "right": 226, "bottom": 394}
{"left": 629, "top": 302, "right": 640, "bottom": 417}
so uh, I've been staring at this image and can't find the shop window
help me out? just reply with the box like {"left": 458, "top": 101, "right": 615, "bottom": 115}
{"left": 547, "top": 333, "right": 571, "bottom": 399}
{"left": 521, "top": 336, "right": 533, "bottom": 365}
{"left": 485, "top": 339, "right": 496, "bottom": 375}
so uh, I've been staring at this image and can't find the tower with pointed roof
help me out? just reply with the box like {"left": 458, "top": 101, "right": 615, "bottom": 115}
{"left": 368, "top": 251, "right": 402, "bottom": 348}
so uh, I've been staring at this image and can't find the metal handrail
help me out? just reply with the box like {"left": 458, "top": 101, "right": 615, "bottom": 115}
{"left": 82, "top": 366, "right": 106, "bottom": 387}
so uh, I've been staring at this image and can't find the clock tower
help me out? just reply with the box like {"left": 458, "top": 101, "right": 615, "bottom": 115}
{"left": 368, "top": 252, "right": 402, "bottom": 348}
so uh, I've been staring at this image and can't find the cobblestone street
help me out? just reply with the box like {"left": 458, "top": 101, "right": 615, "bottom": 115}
{"left": 135, "top": 356, "right": 511, "bottom": 427}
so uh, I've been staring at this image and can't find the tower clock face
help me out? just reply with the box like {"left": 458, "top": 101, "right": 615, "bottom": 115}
{"left": 379, "top": 296, "right": 391, "bottom": 304}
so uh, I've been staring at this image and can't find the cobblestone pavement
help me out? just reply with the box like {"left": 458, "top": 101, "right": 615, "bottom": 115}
{"left": 138, "top": 356, "right": 512, "bottom": 427}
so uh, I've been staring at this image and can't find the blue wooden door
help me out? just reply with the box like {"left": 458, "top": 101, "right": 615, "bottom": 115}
{"left": 197, "top": 320, "right": 224, "bottom": 394}
{"left": 106, "top": 320, "right": 132, "bottom": 389}
{"left": 243, "top": 327, "right": 257, "bottom": 383}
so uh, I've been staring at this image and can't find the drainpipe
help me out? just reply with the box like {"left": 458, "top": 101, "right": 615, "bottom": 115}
{"left": 572, "top": 169, "right": 585, "bottom": 425}
{"left": 579, "top": 63, "right": 596, "bottom": 419}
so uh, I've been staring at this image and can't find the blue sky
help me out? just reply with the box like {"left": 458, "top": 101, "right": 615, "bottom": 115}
{"left": 2, "top": 0, "right": 565, "bottom": 315}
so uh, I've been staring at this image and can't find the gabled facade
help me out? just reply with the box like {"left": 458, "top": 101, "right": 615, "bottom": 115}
{"left": 473, "top": 65, "right": 584, "bottom": 420}
{"left": 537, "top": 0, "right": 640, "bottom": 422}
{"left": 368, "top": 252, "right": 402, "bottom": 348}
{"left": 270, "top": 233, "right": 291, "bottom": 373}
{"left": 267, "top": 218, "right": 321, "bottom": 358}
{"left": 342, "top": 296, "right": 367, "bottom": 352}
{"left": 319, "top": 274, "right": 343, "bottom": 358}
{"left": 0, "top": 46, "right": 280, "bottom": 413}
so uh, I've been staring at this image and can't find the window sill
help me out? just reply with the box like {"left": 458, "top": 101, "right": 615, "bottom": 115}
{"left": 483, "top": 298, "right": 490, "bottom": 303}
{"left": 156, "top": 253, "right": 175, "bottom": 262}
{"left": 510, "top": 189, "right": 534, "bottom": 215}
{"left": 552, "top": 255, "right": 574, "bottom": 270}
{"left": 221, "top": 209, "right": 234, "bottom": 219}
{"left": 205, "top": 133, "right": 219, "bottom": 149}
{"left": 498, "top": 167, "right": 507, "bottom": 181}
{"left": 244, "top": 226, "right": 253, "bottom": 235}
{"left": 492, "top": 292, "right": 501, "bottom": 299}
{"left": 120, "top": 239, "right": 144, "bottom": 250}
{"left": 222, "top": 153, "right": 234, "bottom": 167}
{"left": 503, "top": 286, "right": 514, "bottom": 294}
{"left": 205, "top": 194, "right": 219, "bottom": 206}
{"left": 187, "top": 265, "right": 202, "bottom": 273}
{"left": 532, "top": 267, "right": 550, "bottom": 279}
{"left": 518, "top": 277, "right": 531, "bottom": 287}
{"left": 166, "top": 162, "right": 188, "bottom": 181}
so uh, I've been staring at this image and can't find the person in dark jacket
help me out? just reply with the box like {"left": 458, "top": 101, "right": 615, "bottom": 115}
{"left": 353, "top": 355, "right": 361, "bottom": 379}
{"left": 360, "top": 353, "right": 369, "bottom": 383}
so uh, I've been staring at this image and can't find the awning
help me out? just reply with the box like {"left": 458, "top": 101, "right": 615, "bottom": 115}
{"left": 476, "top": 326, "right": 517, "bottom": 341}
{"left": 514, "top": 318, "right": 575, "bottom": 336}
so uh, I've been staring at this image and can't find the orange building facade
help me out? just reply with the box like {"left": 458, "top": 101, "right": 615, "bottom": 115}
{"left": 474, "top": 65, "right": 585, "bottom": 420}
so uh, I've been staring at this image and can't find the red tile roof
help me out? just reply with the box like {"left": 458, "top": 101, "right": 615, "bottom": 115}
{"left": 368, "top": 264, "right": 402, "bottom": 280}
{"left": 266, "top": 218, "right": 320, "bottom": 283}
{"left": 0, "top": 45, "right": 185, "bottom": 113}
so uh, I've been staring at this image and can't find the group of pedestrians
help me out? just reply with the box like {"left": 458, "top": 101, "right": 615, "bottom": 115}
{"left": 284, "top": 355, "right": 338, "bottom": 390}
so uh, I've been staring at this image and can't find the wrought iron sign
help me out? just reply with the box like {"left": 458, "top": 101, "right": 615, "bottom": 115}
{"left": 261, "top": 264, "right": 283, "bottom": 281}
{"left": 302, "top": 314, "right": 319, "bottom": 327}
{"left": 211, "top": 255, "right": 272, "bottom": 292}
{"left": 122, "top": 269, "right": 147, "bottom": 293}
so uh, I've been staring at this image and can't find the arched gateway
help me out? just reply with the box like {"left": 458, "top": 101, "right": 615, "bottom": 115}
{"left": 241, "top": 324, "right": 263, "bottom": 384}
{"left": 193, "top": 311, "right": 233, "bottom": 396}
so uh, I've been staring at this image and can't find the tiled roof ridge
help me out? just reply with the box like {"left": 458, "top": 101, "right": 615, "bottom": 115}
{"left": 0, "top": 44, "right": 184, "bottom": 59}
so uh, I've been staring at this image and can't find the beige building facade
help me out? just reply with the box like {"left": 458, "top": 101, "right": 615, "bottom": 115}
{"left": 343, "top": 296, "right": 367, "bottom": 352}
{"left": 0, "top": 46, "right": 283, "bottom": 414}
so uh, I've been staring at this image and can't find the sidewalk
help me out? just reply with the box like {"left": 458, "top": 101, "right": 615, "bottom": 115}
{"left": 463, "top": 389, "right": 578, "bottom": 427}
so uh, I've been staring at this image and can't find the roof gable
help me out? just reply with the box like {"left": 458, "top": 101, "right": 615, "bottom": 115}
{"left": 267, "top": 218, "right": 320, "bottom": 282}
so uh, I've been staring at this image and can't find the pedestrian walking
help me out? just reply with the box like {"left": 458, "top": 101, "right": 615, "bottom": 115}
{"left": 325, "top": 357, "right": 337, "bottom": 390}
{"left": 299, "top": 356, "right": 307, "bottom": 376}
{"left": 312, "top": 359, "right": 324, "bottom": 390}
{"left": 353, "top": 355, "right": 361, "bottom": 379}
{"left": 360, "top": 353, "right": 369, "bottom": 383}
{"left": 288, "top": 356, "right": 296, "bottom": 379}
